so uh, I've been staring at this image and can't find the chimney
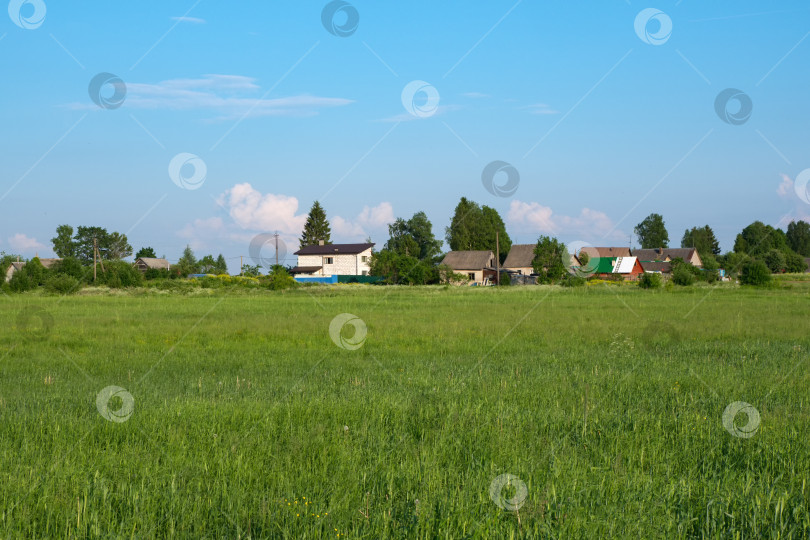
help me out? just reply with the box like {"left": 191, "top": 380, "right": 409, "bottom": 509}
{"left": 318, "top": 240, "right": 325, "bottom": 246}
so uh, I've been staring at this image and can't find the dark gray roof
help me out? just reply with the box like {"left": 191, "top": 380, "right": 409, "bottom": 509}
{"left": 580, "top": 247, "right": 631, "bottom": 259}
{"left": 290, "top": 266, "right": 322, "bottom": 274}
{"left": 640, "top": 260, "right": 672, "bottom": 273}
{"left": 502, "top": 244, "right": 535, "bottom": 268}
{"left": 294, "top": 243, "right": 374, "bottom": 255}
{"left": 440, "top": 251, "right": 495, "bottom": 270}
{"left": 633, "top": 248, "right": 697, "bottom": 262}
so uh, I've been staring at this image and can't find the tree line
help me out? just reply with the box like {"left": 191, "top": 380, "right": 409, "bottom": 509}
{"left": 2, "top": 201, "right": 808, "bottom": 292}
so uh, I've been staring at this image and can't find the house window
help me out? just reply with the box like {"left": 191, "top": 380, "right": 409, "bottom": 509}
{"left": 324, "top": 257, "right": 334, "bottom": 264}
{"left": 361, "top": 255, "right": 368, "bottom": 262}
{"left": 468, "top": 272, "right": 476, "bottom": 280}
{"left": 362, "top": 271, "right": 368, "bottom": 276}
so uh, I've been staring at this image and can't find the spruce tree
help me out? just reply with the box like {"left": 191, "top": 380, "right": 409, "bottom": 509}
{"left": 300, "top": 201, "right": 332, "bottom": 248}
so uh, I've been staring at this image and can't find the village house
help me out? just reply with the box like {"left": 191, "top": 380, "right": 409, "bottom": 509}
{"left": 579, "top": 246, "right": 631, "bottom": 260}
{"left": 291, "top": 242, "right": 374, "bottom": 277}
{"left": 502, "top": 244, "right": 535, "bottom": 276}
{"left": 504, "top": 244, "right": 580, "bottom": 277}
{"left": 5, "top": 257, "right": 62, "bottom": 282}
{"left": 134, "top": 257, "right": 171, "bottom": 273}
{"left": 633, "top": 247, "right": 703, "bottom": 267}
{"left": 440, "top": 250, "right": 496, "bottom": 285}
{"left": 593, "top": 255, "right": 645, "bottom": 280}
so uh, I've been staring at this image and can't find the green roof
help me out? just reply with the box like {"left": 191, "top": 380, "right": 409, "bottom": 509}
{"left": 593, "top": 257, "right": 615, "bottom": 273}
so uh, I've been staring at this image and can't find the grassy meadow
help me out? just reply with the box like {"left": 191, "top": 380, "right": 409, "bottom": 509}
{"left": 1, "top": 283, "right": 809, "bottom": 538}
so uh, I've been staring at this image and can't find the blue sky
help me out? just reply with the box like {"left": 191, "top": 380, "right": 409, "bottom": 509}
{"left": 2, "top": 1, "right": 809, "bottom": 270}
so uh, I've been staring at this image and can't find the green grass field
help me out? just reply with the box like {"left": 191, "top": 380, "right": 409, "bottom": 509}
{"left": 1, "top": 284, "right": 809, "bottom": 538}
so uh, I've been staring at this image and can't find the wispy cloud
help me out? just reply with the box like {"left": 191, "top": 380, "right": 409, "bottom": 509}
{"left": 461, "top": 92, "right": 490, "bottom": 99}
{"left": 70, "top": 74, "right": 353, "bottom": 120}
{"left": 380, "top": 105, "right": 462, "bottom": 123}
{"left": 523, "top": 103, "right": 559, "bottom": 115}
{"left": 171, "top": 16, "right": 206, "bottom": 24}
{"left": 8, "top": 233, "right": 46, "bottom": 253}
{"left": 507, "top": 200, "right": 626, "bottom": 241}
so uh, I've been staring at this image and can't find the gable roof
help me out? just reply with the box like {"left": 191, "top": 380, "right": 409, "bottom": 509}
{"left": 580, "top": 246, "right": 631, "bottom": 259}
{"left": 640, "top": 260, "right": 672, "bottom": 273}
{"left": 592, "top": 256, "right": 641, "bottom": 274}
{"left": 440, "top": 251, "right": 495, "bottom": 270}
{"left": 502, "top": 244, "right": 535, "bottom": 269}
{"left": 135, "top": 257, "right": 170, "bottom": 269}
{"left": 294, "top": 243, "right": 374, "bottom": 256}
{"left": 613, "top": 256, "right": 639, "bottom": 274}
{"left": 633, "top": 247, "right": 697, "bottom": 262}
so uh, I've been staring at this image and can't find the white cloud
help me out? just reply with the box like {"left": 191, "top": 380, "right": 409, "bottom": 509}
{"left": 8, "top": 233, "right": 46, "bottom": 252}
{"left": 462, "top": 92, "right": 490, "bottom": 99}
{"left": 216, "top": 183, "right": 308, "bottom": 234}
{"left": 72, "top": 74, "right": 353, "bottom": 120}
{"left": 507, "top": 200, "right": 624, "bottom": 241}
{"left": 777, "top": 173, "right": 793, "bottom": 197}
{"left": 171, "top": 16, "right": 206, "bottom": 24}
{"left": 776, "top": 173, "right": 810, "bottom": 223}
{"left": 331, "top": 202, "right": 394, "bottom": 241}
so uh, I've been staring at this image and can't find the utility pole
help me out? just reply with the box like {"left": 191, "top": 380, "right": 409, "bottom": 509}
{"left": 496, "top": 231, "right": 500, "bottom": 286}
{"left": 274, "top": 232, "right": 279, "bottom": 266}
{"left": 93, "top": 237, "right": 97, "bottom": 282}
{"left": 240, "top": 256, "right": 243, "bottom": 275}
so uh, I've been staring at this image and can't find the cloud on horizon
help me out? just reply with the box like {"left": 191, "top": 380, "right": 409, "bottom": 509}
{"left": 8, "top": 233, "right": 46, "bottom": 253}
{"left": 507, "top": 200, "right": 627, "bottom": 242}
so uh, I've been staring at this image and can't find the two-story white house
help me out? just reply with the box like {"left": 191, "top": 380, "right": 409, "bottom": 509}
{"left": 291, "top": 242, "right": 374, "bottom": 277}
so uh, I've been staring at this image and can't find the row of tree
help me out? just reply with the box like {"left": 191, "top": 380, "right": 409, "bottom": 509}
{"left": 4, "top": 201, "right": 808, "bottom": 289}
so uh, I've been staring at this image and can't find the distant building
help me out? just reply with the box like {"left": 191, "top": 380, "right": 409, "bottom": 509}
{"left": 134, "top": 257, "right": 171, "bottom": 273}
{"left": 440, "top": 251, "right": 496, "bottom": 285}
{"left": 502, "top": 244, "right": 535, "bottom": 276}
{"left": 594, "top": 256, "right": 644, "bottom": 280}
{"left": 5, "top": 257, "right": 61, "bottom": 282}
{"left": 291, "top": 242, "right": 374, "bottom": 277}
{"left": 633, "top": 247, "right": 703, "bottom": 267}
{"left": 579, "top": 247, "right": 631, "bottom": 260}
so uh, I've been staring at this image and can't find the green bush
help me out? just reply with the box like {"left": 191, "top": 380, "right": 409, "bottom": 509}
{"left": 265, "top": 266, "right": 298, "bottom": 291}
{"left": 51, "top": 257, "right": 88, "bottom": 281}
{"left": 9, "top": 258, "right": 49, "bottom": 292}
{"left": 144, "top": 268, "right": 171, "bottom": 280}
{"left": 784, "top": 251, "right": 808, "bottom": 273}
{"left": 740, "top": 260, "right": 772, "bottom": 286}
{"left": 638, "top": 272, "right": 663, "bottom": 289}
{"left": 45, "top": 274, "right": 80, "bottom": 295}
{"left": 9, "top": 272, "right": 36, "bottom": 292}
{"left": 95, "top": 260, "right": 144, "bottom": 288}
{"left": 763, "top": 249, "right": 786, "bottom": 273}
{"left": 672, "top": 265, "right": 695, "bottom": 286}
{"left": 560, "top": 274, "right": 585, "bottom": 287}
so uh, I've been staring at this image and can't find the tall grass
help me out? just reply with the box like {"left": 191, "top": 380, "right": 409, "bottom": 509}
{"left": 1, "top": 285, "right": 808, "bottom": 537}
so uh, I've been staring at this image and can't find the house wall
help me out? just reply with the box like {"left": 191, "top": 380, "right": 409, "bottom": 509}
{"left": 297, "top": 248, "right": 372, "bottom": 276}
{"left": 504, "top": 266, "right": 533, "bottom": 275}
